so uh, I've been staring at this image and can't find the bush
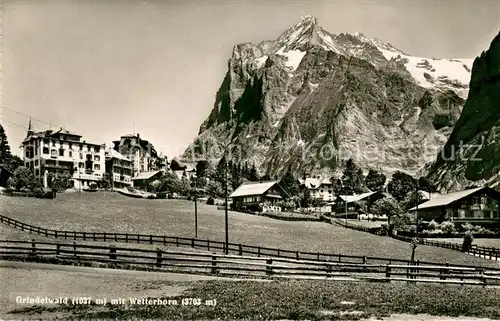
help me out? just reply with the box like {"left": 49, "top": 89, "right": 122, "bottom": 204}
{"left": 426, "top": 219, "right": 439, "bottom": 231}
{"left": 439, "top": 221, "right": 456, "bottom": 234}
{"left": 127, "top": 186, "right": 135, "bottom": 192}
{"left": 89, "top": 183, "right": 98, "bottom": 190}
{"left": 462, "top": 231, "right": 474, "bottom": 252}
{"left": 206, "top": 197, "right": 215, "bottom": 205}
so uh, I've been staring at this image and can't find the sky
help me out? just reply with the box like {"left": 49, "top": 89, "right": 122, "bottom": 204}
{"left": 2, "top": 0, "right": 499, "bottom": 159}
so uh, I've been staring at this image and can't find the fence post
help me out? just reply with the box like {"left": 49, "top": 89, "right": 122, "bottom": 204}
{"left": 211, "top": 254, "right": 218, "bottom": 274}
{"left": 64, "top": 231, "right": 67, "bottom": 239}
{"left": 163, "top": 236, "right": 166, "bottom": 246}
{"left": 56, "top": 244, "right": 60, "bottom": 255}
{"left": 258, "top": 246, "right": 261, "bottom": 257}
{"left": 156, "top": 248, "right": 162, "bottom": 268}
{"left": 479, "top": 268, "right": 486, "bottom": 287}
{"left": 137, "top": 234, "right": 140, "bottom": 243}
{"left": 317, "top": 252, "right": 320, "bottom": 261}
{"left": 327, "top": 263, "right": 332, "bottom": 277}
{"left": 83, "top": 232, "right": 86, "bottom": 241}
{"left": 296, "top": 251, "right": 300, "bottom": 260}
{"left": 125, "top": 234, "right": 129, "bottom": 243}
{"left": 115, "top": 233, "right": 118, "bottom": 242}
{"left": 93, "top": 232, "right": 96, "bottom": 241}
{"left": 104, "top": 233, "right": 107, "bottom": 242}
{"left": 363, "top": 256, "right": 367, "bottom": 265}
{"left": 338, "top": 254, "right": 342, "bottom": 262}
{"left": 266, "top": 259, "right": 273, "bottom": 276}
{"left": 208, "top": 240, "right": 210, "bottom": 251}
{"left": 176, "top": 237, "right": 179, "bottom": 247}
{"left": 150, "top": 235, "right": 153, "bottom": 245}
{"left": 74, "top": 232, "right": 77, "bottom": 240}
{"left": 31, "top": 239, "right": 36, "bottom": 256}
{"left": 191, "top": 239, "right": 195, "bottom": 248}
{"left": 239, "top": 244, "right": 242, "bottom": 256}
{"left": 38, "top": 227, "right": 41, "bottom": 235}
{"left": 110, "top": 245, "right": 116, "bottom": 260}
{"left": 55, "top": 230, "right": 58, "bottom": 238}
{"left": 385, "top": 265, "right": 391, "bottom": 280}
{"left": 73, "top": 242, "right": 77, "bottom": 257}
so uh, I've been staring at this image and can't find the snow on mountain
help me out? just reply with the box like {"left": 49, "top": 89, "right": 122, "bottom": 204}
{"left": 250, "top": 15, "right": 473, "bottom": 99}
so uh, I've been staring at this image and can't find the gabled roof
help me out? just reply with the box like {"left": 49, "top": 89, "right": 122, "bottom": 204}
{"left": 105, "top": 148, "right": 131, "bottom": 162}
{"left": 338, "top": 191, "right": 377, "bottom": 203}
{"left": 301, "top": 177, "right": 332, "bottom": 189}
{"left": 131, "top": 170, "right": 162, "bottom": 181}
{"left": 409, "top": 187, "right": 486, "bottom": 211}
{"left": 229, "top": 180, "right": 279, "bottom": 198}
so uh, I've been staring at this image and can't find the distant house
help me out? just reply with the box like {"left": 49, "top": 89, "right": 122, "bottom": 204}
{"left": 131, "top": 170, "right": 163, "bottom": 192}
{"left": 299, "top": 176, "right": 334, "bottom": 202}
{"left": 332, "top": 191, "right": 385, "bottom": 218}
{"left": 409, "top": 186, "right": 500, "bottom": 227}
{"left": 229, "top": 180, "right": 287, "bottom": 212}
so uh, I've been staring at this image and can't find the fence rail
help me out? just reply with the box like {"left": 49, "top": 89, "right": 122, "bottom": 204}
{"left": 2, "top": 214, "right": 500, "bottom": 271}
{"left": 331, "top": 217, "right": 500, "bottom": 261}
{"left": 1, "top": 239, "right": 499, "bottom": 286}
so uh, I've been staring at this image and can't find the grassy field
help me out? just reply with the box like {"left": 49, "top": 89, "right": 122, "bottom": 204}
{"left": 1, "top": 192, "right": 499, "bottom": 267}
{"left": 7, "top": 278, "right": 500, "bottom": 320}
{"left": 427, "top": 238, "right": 500, "bottom": 249}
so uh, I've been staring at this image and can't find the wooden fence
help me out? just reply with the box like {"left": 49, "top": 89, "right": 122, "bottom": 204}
{"left": 331, "top": 217, "right": 500, "bottom": 261}
{"left": 2, "top": 214, "right": 500, "bottom": 272}
{"left": 1, "top": 239, "right": 500, "bottom": 286}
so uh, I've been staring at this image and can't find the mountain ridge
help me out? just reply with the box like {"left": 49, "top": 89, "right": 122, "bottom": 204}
{"left": 183, "top": 16, "right": 473, "bottom": 179}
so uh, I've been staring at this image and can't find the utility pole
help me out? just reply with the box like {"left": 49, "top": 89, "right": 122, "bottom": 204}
{"left": 345, "top": 196, "right": 348, "bottom": 224}
{"left": 224, "top": 159, "right": 229, "bottom": 254}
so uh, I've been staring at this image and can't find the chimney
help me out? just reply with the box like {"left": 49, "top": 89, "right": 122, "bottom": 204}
{"left": 137, "top": 133, "right": 140, "bottom": 139}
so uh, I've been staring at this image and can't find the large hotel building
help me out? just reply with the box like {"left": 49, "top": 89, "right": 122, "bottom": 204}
{"left": 21, "top": 124, "right": 106, "bottom": 189}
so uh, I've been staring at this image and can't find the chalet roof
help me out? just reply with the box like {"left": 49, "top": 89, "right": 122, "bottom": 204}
{"left": 229, "top": 180, "right": 279, "bottom": 198}
{"left": 300, "top": 177, "right": 332, "bottom": 189}
{"left": 409, "top": 187, "right": 485, "bottom": 211}
{"left": 105, "top": 148, "right": 130, "bottom": 162}
{"left": 418, "top": 190, "right": 441, "bottom": 201}
{"left": 131, "top": 170, "right": 161, "bottom": 181}
{"left": 338, "top": 191, "right": 377, "bottom": 203}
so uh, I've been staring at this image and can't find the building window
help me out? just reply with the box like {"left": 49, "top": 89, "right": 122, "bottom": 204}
{"left": 35, "top": 169, "right": 39, "bottom": 176}
{"left": 94, "top": 155, "right": 100, "bottom": 161}
{"left": 50, "top": 149, "right": 57, "bottom": 158}
{"left": 69, "top": 151, "right": 73, "bottom": 157}
{"left": 94, "top": 147, "right": 100, "bottom": 153}
{"left": 59, "top": 149, "right": 64, "bottom": 156}
{"left": 328, "top": 190, "right": 332, "bottom": 194}
{"left": 43, "top": 138, "right": 49, "bottom": 145}
{"left": 94, "top": 164, "right": 100, "bottom": 170}
{"left": 69, "top": 143, "right": 73, "bottom": 149}
{"left": 42, "top": 147, "right": 49, "bottom": 154}
{"left": 51, "top": 140, "right": 56, "bottom": 146}
{"left": 35, "top": 160, "right": 39, "bottom": 166}
{"left": 79, "top": 162, "right": 84, "bottom": 168}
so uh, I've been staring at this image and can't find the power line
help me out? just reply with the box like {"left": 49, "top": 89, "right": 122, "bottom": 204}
{"left": 2, "top": 107, "right": 58, "bottom": 129}
{"left": 2, "top": 119, "right": 29, "bottom": 130}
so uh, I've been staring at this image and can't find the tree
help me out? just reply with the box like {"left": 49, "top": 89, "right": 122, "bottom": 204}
{"left": 300, "top": 188, "right": 312, "bottom": 208}
{"left": 0, "top": 125, "right": 12, "bottom": 163}
{"left": 179, "top": 175, "right": 191, "bottom": 196}
{"left": 280, "top": 168, "right": 300, "bottom": 197}
{"left": 402, "top": 190, "right": 425, "bottom": 211}
{"left": 365, "top": 169, "right": 386, "bottom": 192}
{"left": 341, "top": 158, "right": 364, "bottom": 194}
{"left": 387, "top": 171, "right": 417, "bottom": 201}
{"left": 332, "top": 178, "right": 343, "bottom": 195}
{"left": 169, "top": 159, "right": 186, "bottom": 171}
{"left": 47, "top": 172, "right": 73, "bottom": 192}
{"left": 206, "top": 180, "right": 225, "bottom": 198}
{"left": 417, "top": 177, "right": 437, "bottom": 193}
{"left": 371, "top": 197, "right": 405, "bottom": 226}
{"left": 214, "top": 155, "right": 228, "bottom": 185}
{"left": 7, "top": 166, "right": 41, "bottom": 192}
{"left": 195, "top": 160, "right": 209, "bottom": 178}
{"left": 249, "top": 163, "right": 259, "bottom": 181}
{"left": 157, "top": 171, "right": 182, "bottom": 194}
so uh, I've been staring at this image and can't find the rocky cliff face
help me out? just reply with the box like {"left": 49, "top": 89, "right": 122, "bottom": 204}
{"left": 183, "top": 16, "right": 472, "bottom": 178}
{"left": 427, "top": 32, "right": 500, "bottom": 192}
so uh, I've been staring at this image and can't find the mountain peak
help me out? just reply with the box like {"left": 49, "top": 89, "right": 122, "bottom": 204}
{"left": 298, "top": 15, "right": 318, "bottom": 26}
